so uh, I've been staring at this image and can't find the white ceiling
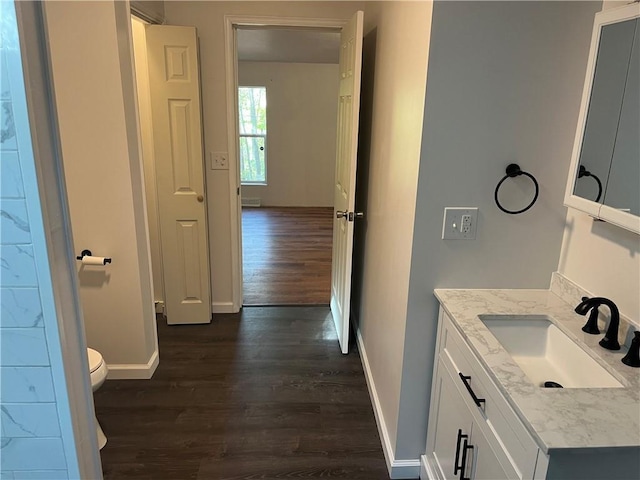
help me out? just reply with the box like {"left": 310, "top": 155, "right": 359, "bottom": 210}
{"left": 237, "top": 28, "right": 341, "bottom": 64}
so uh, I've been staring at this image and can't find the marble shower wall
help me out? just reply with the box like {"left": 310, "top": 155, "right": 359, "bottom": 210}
{"left": 1, "top": 2, "right": 71, "bottom": 478}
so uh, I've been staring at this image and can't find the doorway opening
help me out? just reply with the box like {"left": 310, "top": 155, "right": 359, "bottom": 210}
{"left": 227, "top": 13, "right": 364, "bottom": 354}
{"left": 235, "top": 27, "right": 340, "bottom": 306}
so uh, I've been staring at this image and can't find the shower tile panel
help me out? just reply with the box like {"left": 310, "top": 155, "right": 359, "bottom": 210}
{"left": 1, "top": 404, "right": 62, "bottom": 438}
{"left": 12, "top": 471, "right": 68, "bottom": 480}
{"left": 0, "top": 245, "right": 37, "bottom": 287}
{"left": 0, "top": 438, "right": 66, "bottom": 471}
{"left": 0, "top": 288, "right": 43, "bottom": 328}
{"left": 1, "top": 152, "right": 25, "bottom": 198}
{"left": 0, "top": 367, "right": 55, "bottom": 403}
{"left": 0, "top": 328, "right": 49, "bottom": 366}
{"left": 1, "top": 199, "right": 31, "bottom": 244}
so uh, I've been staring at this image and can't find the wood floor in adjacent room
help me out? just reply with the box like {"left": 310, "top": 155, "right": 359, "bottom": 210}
{"left": 94, "top": 307, "right": 389, "bottom": 480}
{"left": 242, "top": 207, "right": 333, "bottom": 306}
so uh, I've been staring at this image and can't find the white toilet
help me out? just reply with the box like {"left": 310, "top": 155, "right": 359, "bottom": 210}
{"left": 87, "top": 347, "right": 108, "bottom": 449}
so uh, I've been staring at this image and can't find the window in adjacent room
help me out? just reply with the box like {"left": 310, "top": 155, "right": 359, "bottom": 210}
{"left": 238, "top": 86, "right": 267, "bottom": 184}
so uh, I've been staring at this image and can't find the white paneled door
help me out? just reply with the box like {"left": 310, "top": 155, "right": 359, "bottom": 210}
{"left": 330, "top": 11, "right": 364, "bottom": 354}
{"left": 146, "top": 25, "right": 211, "bottom": 324}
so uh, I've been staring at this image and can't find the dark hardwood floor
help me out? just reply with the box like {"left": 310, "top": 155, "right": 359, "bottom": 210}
{"left": 95, "top": 308, "right": 389, "bottom": 479}
{"left": 242, "top": 207, "right": 333, "bottom": 306}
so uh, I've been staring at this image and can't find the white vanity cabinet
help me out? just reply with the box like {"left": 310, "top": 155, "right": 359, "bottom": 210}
{"left": 427, "top": 289, "right": 640, "bottom": 480}
{"left": 428, "top": 356, "right": 518, "bottom": 480}
{"left": 422, "top": 308, "right": 544, "bottom": 480}
{"left": 428, "top": 357, "right": 473, "bottom": 479}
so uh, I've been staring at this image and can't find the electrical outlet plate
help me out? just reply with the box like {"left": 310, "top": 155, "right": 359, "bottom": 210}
{"left": 210, "top": 152, "right": 228, "bottom": 170}
{"left": 442, "top": 207, "right": 478, "bottom": 240}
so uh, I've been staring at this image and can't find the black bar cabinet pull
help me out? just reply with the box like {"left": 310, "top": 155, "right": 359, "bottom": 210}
{"left": 459, "top": 372, "right": 486, "bottom": 408}
{"left": 453, "top": 429, "right": 468, "bottom": 475}
{"left": 459, "top": 438, "right": 474, "bottom": 480}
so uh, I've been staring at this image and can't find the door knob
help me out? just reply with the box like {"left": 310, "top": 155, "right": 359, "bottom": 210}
{"left": 197, "top": 195, "right": 204, "bottom": 203}
{"left": 336, "top": 210, "right": 348, "bottom": 219}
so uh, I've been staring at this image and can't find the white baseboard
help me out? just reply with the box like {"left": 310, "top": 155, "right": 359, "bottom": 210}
{"left": 154, "top": 301, "right": 164, "bottom": 315}
{"left": 391, "top": 459, "right": 422, "bottom": 479}
{"left": 420, "top": 455, "right": 437, "bottom": 479}
{"left": 212, "top": 301, "right": 236, "bottom": 314}
{"left": 356, "top": 329, "right": 421, "bottom": 479}
{"left": 241, "top": 197, "right": 261, "bottom": 207}
{"left": 106, "top": 349, "right": 159, "bottom": 380}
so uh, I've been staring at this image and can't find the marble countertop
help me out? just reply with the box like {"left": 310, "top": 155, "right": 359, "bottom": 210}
{"left": 434, "top": 276, "right": 640, "bottom": 453}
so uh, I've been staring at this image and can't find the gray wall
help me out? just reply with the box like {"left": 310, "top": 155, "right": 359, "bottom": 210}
{"left": 396, "top": 1, "right": 601, "bottom": 459}
{"left": 353, "top": 1, "right": 434, "bottom": 460}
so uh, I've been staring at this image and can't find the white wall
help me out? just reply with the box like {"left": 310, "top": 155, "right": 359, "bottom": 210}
{"left": 399, "top": 0, "right": 601, "bottom": 461}
{"left": 558, "top": 0, "right": 639, "bottom": 323}
{"left": 131, "top": 17, "right": 165, "bottom": 305}
{"left": 559, "top": 211, "right": 639, "bottom": 321}
{"left": 164, "top": 1, "right": 365, "bottom": 306}
{"left": 239, "top": 61, "right": 338, "bottom": 207}
{"left": 44, "top": 1, "right": 158, "bottom": 377}
{"left": 351, "top": 0, "right": 433, "bottom": 469}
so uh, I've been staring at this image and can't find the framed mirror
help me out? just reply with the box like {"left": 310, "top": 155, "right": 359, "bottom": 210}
{"left": 564, "top": 3, "right": 640, "bottom": 234}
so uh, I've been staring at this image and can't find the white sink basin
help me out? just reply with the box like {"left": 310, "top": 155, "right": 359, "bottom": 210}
{"left": 478, "top": 315, "right": 623, "bottom": 389}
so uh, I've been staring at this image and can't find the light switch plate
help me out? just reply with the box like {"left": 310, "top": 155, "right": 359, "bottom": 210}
{"left": 442, "top": 207, "right": 478, "bottom": 240}
{"left": 210, "top": 152, "right": 228, "bottom": 170}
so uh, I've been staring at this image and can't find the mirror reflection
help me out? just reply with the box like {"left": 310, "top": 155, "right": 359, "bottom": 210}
{"left": 573, "top": 18, "right": 640, "bottom": 215}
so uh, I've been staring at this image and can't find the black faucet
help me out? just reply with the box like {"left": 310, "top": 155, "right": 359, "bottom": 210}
{"left": 574, "top": 297, "right": 621, "bottom": 350}
{"left": 576, "top": 296, "right": 601, "bottom": 334}
{"left": 622, "top": 331, "right": 640, "bottom": 367}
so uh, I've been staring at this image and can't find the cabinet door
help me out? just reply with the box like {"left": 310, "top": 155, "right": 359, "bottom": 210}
{"left": 429, "top": 360, "right": 474, "bottom": 480}
{"left": 464, "top": 424, "right": 518, "bottom": 480}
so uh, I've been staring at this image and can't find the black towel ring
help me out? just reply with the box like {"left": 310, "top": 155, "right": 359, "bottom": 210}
{"left": 494, "top": 164, "right": 539, "bottom": 215}
{"left": 578, "top": 165, "right": 603, "bottom": 203}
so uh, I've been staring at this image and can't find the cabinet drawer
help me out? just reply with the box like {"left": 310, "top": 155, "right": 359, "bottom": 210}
{"left": 438, "top": 308, "right": 540, "bottom": 479}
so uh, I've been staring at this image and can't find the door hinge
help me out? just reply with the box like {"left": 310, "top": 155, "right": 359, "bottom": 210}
{"left": 237, "top": 187, "right": 240, "bottom": 195}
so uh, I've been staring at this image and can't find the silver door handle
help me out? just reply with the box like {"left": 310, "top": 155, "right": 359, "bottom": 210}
{"left": 336, "top": 211, "right": 364, "bottom": 221}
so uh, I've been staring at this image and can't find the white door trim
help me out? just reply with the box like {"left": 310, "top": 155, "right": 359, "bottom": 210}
{"left": 17, "top": 2, "right": 103, "bottom": 477}
{"left": 223, "top": 14, "right": 349, "bottom": 311}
